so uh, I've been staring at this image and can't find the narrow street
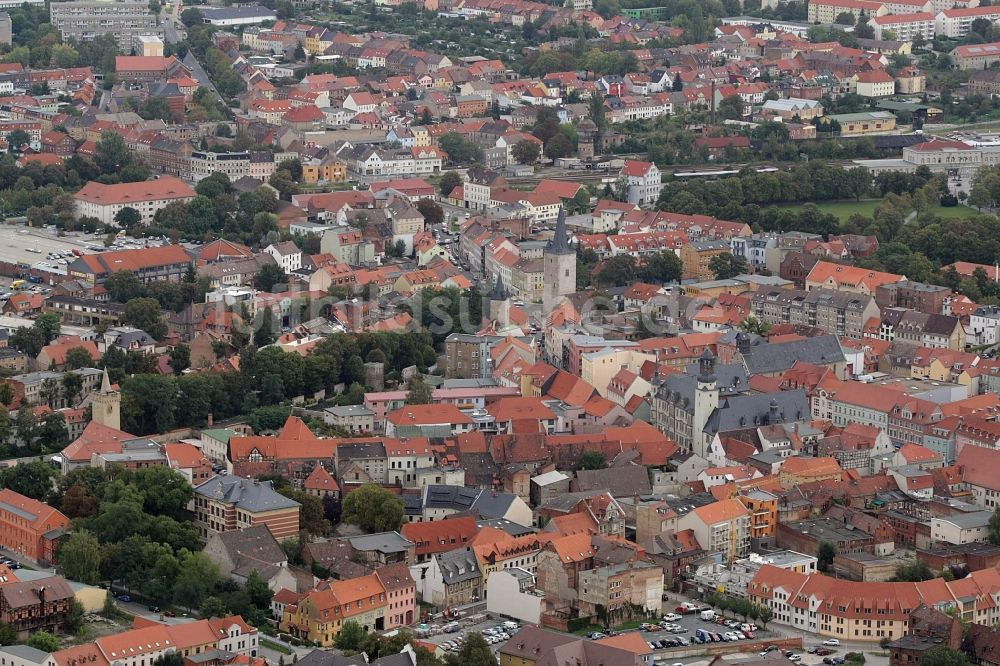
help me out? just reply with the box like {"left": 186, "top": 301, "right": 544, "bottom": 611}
{"left": 183, "top": 51, "right": 225, "bottom": 104}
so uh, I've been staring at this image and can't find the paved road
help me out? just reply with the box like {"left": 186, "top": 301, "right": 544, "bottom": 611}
{"left": 115, "top": 598, "right": 198, "bottom": 626}
{"left": 183, "top": 51, "right": 224, "bottom": 103}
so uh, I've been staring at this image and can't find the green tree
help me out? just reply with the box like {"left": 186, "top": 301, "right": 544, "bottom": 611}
{"left": 37, "top": 412, "right": 68, "bottom": 452}
{"left": 739, "top": 315, "right": 771, "bottom": 336}
{"left": 244, "top": 570, "right": 273, "bottom": 611}
{"left": 638, "top": 251, "right": 682, "bottom": 284}
{"left": 180, "top": 7, "right": 203, "bottom": 25}
{"left": 0, "top": 623, "right": 14, "bottom": 646}
{"left": 989, "top": 505, "right": 1000, "bottom": 545}
{"left": 718, "top": 94, "right": 744, "bottom": 121}
{"left": 35, "top": 313, "right": 61, "bottom": 344}
{"left": 254, "top": 307, "right": 276, "bottom": 348}
{"left": 708, "top": 254, "right": 749, "bottom": 280}
{"left": 577, "top": 451, "right": 607, "bottom": 470}
{"left": 64, "top": 347, "right": 95, "bottom": 371}
{"left": 892, "top": 559, "right": 935, "bottom": 582}
{"left": 755, "top": 604, "right": 773, "bottom": 629}
{"left": 406, "top": 373, "right": 433, "bottom": 404}
{"left": 64, "top": 600, "right": 85, "bottom": 634}
{"left": 416, "top": 198, "right": 444, "bottom": 226}
{"left": 27, "top": 631, "right": 60, "bottom": 652}
{"left": 95, "top": 130, "right": 130, "bottom": 175}
{"left": 152, "top": 655, "right": 184, "bottom": 666}
{"left": 444, "top": 633, "right": 496, "bottom": 666}
{"left": 335, "top": 620, "right": 366, "bottom": 651}
{"left": 439, "top": 171, "right": 462, "bottom": 197}
{"left": 200, "top": 596, "right": 229, "bottom": 618}
{"left": 59, "top": 530, "right": 102, "bottom": 584}
{"left": 172, "top": 551, "right": 219, "bottom": 611}
{"left": 544, "top": 133, "right": 574, "bottom": 160}
{"left": 114, "top": 206, "right": 143, "bottom": 232}
{"left": 512, "top": 140, "right": 541, "bottom": 164}
{"left": 254, "top": 263, "right": 286, "bottom": 292}
{"left": 133, "top": 467, "right": 193, "bottom": 518}
{"left": 169, "top": 344, "right": 190, "bottom": 375}
{"left": 341, "top": 483, "right": 405, "bottom": 533}
{"left": 7, "top": 129, "right": 30, "bottom": 154}
{"left": 439, "top": 132, "right": 482, "bottom": 165}
{"left": 918, "top": 647, "right": 970, "bottom": 666}
{"left": 10, "top": 326, "right": 45, "bottom": 357}
{"left": 817, "top": 541, "right": 837, "bottom": 572}
{"left": 105, "top": 271, "right": 145, "bottom": 303}
{"left": 124, "top": 298, "right": 166, "bottom": 341}
{"left": 0, "top": 461, "right": 54, "bottom": 501}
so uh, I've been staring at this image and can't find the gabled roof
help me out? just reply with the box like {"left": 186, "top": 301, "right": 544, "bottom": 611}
{"left": 303, "top": 465, "right": 339, "bottom": 493}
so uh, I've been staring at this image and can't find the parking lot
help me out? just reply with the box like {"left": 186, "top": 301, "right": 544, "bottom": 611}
{"left": 0, "top": 224, "right": 176, "bottom": 270}
{"left": 628, "top": 610, "right": 784, "bottom": 656}
{"left": 0, "top": 226, "right": 96, "bottom": 266}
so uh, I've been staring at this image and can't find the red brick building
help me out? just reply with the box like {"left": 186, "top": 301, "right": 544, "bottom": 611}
{"left": 0, "top": 489, "right": 71, "bottom": 564}
{"left": 193, "top": 476, "right": 301, "bottom": 542}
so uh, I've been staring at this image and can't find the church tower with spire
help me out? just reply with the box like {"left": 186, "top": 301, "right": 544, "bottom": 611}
{"left": 91, "top": 368, "right": 121, "bottom": 432}
{"left": 543, "top": 208, "right": 576, "bottom": 313}
{"left": 489, "top": 274, "right": 510, "bottom": 327}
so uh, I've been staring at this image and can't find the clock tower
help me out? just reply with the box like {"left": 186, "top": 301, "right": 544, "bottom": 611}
{"left": 91, "top": 368, "right": 121, "bottom": 432}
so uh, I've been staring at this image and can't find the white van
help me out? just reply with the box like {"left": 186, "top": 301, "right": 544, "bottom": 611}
{"left": 701, "top": 610, "right": 715, "bottom": 621}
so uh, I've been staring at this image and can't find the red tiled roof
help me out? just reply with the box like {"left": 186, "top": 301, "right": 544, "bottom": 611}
{"left": 74, "top": 176, "right": 195, "bottom": 206}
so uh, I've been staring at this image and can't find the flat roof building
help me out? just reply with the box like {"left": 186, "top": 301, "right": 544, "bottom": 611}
{"left": 50, "top": 0, "right": 162, "bottom": 52}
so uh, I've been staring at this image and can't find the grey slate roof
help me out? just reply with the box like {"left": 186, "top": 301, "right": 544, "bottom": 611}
{"left": 436, "top": 547, "right": 482, "bottom": 584}
{"left": 573, "top": 465, "right": 652, "bottom": 497}
{"left": 347, "top": 531, "right": 413, "bottom": 555}
{"left": 194, "top": 477, "right": 300, "bottom": 512}
{"left": 741, "top": 335, "right": 845, "bottom": 375}
{"left": 337, "top": 442, "right": 386, "bottom": 459}
{"left": 0, "top": 646, "right": 51, "bottom": 664}
{"left": 423, "top": 484, "right": 480, "bottom": 510}
{"left": 201, "top": 4, "right": 277, "bottom": 20}
{"left": 703, "top": 390, "right": 810, "bottom": 435}
{"left": 538, "top": 490, "right": 610, "bottom": 513}
{"left": 216, "top": 524, "right": 287, "bottom": 567}
{"left": 656, "top": 362, "right": 749, "bottom": 406}
{"left": 471, "top": 490, "right": 519, "bottom": 519}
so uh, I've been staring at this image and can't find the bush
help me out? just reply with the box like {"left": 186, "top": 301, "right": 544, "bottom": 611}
{"left": 846, "top": 653, "right": 866, "bottom": 664}
{"left": 567, "top": 616, "right": 593, "bottom": 633}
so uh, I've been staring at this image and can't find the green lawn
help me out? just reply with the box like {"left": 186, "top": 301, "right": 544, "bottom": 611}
{"left": 773, "top": 200, "right": 979, "bottom": 221}
{"left": 260, "top": 639, "right": 293, "bottom": 655}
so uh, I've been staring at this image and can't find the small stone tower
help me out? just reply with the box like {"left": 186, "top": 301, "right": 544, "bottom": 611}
{"left": 543, "top": 208, "right": 576, "bottom": 313}
{"left": 489, "top": 274, "right": 510, "bottom": 327}
{"left": 692, "top": 349, "right": 719, "bottom": 457}
{"left": 577, "top": 118, "right": 597, "bottom": 160}
{"left": 91, "top": 367, "right": 121, "bottom": 432}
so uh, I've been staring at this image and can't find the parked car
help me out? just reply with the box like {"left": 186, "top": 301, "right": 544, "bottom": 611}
{"left": 823, "top": 640, "right": 841, "bottom": 646}
{"left": 789, "top": 656, "right": 802, "bottom": 662}
{"left": 117, "top": 594, "right": 131, "bottom": 602}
